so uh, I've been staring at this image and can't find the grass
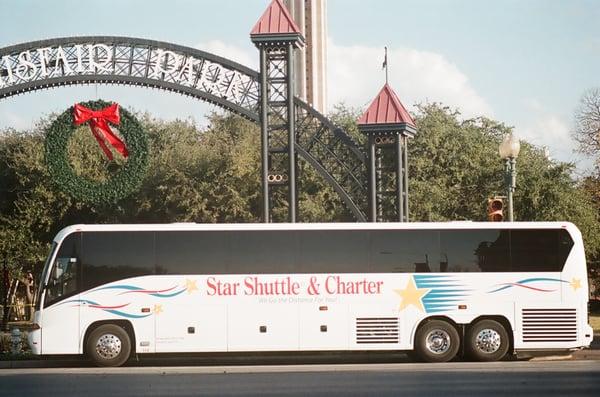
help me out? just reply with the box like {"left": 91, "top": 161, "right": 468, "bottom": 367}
{"left": 0, "top": 329, "right": 31, "bottom": 358}
{"left": 590, "top": 315, "right": 600, "bottom": 334}
{"left": 0, "top": 352, "right": 36, "bottom": 361}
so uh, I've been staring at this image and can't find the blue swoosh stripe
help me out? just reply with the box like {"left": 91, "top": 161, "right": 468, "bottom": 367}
{"left": 423, "top": 288, "right": 469, "bottom": 293}
{"left": 488, "top": 278, "right": 568, "bottom": 293}
{"left": 104, "top": 309, "right": 152, "bottom": 319}
{"left": 488, "top": 285, "right": 512, "bottom": 293}
{"left": 57, "top": 298, "right": 99, "bottom": 307}
{"left": 423, "top": 304, "right": 455, "bottom": 310}
{"left": 516, "top": 277, "right": 566, "bottom": 284}
{"left": 423, "top": 291, "right": 469, "bottom": 296}
{"left": 414, "top": 275, "right": 456, "bottom": 280}
{"left": 150, "top": 290, "right": 185, "bottom": 298}
{"left": 423, "top": 297, "right": 463, "bottom": 302}
{"left": 415, "top": 283, "right": 464, "bottom": 288}
{"left": 426, "top": 308, "right": 451, "bottom": 313}
{"left": 93, "top": 285, "right": 144, "bottom": 292}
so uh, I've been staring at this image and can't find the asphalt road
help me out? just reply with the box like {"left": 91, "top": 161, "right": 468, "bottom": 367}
{"left": 1, "top": 360, "right": 599, "bottom": 397}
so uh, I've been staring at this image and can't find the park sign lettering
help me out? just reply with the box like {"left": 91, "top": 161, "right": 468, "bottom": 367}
{"left": 0, "top": 43, "right": 252, "bottom": 102}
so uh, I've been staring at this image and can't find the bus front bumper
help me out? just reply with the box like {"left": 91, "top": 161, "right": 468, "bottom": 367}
{"left": 583, "top": 324, "right": 594, "bottom": 347}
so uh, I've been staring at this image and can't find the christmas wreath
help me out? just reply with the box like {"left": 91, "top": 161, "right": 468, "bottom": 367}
{"left": 45, "top": 100, "right": 148, "bottom": 204}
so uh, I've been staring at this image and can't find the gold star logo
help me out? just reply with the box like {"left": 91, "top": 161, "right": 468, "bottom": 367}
{"left": 570, "top": 278, "right": 582, "bottom": 291}
{"left": 153, "top": 304, "right": 163, "bottom": 315}
{"left": 185, "top": 279, "right": 198, "bottom": 294}
{"left": 394, "top": 277, "right": 429, "bottom": 312}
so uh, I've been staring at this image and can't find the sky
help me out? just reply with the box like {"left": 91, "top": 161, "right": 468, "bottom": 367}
{"left": 0, "top": 0, "right": 598, "bottom": 174}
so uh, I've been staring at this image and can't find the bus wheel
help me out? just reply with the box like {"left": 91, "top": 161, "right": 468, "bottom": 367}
{"left": 86, "top": 324, "right": 131, "bottom": 367}
{"left": 414, "top": 320, "right": 460, "bottom": 363}
{"left": 466, "top": 319, "right": 509, "bottom": 362}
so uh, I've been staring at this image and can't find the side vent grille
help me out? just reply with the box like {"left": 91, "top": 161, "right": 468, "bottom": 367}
{"left": 522, "top": 308, "right": 577, "bottom": 342}
{"left": 356, "top": 317, "right": 399, "bottom": 344}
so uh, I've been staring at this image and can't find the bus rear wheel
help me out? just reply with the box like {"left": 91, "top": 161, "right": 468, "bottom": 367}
{"left": 466, "top": 319, "right": 509, "bottom": 362}
{"left": 86, "top": 324, "right": 131, "bottom": 367}
{"left": 414, "top": 320, "right": 460, "bottom": 363}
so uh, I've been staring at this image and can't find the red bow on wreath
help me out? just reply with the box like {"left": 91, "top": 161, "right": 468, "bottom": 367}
{"left": 73, "top": 103, "right": 129, "bottom": 160}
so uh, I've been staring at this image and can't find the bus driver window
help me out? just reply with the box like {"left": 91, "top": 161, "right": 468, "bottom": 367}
{"left": 46, "top": 257, "right": 78, "bottom": 304}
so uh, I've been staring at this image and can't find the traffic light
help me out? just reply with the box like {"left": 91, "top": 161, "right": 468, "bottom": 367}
{"left": 487, "top": 198, "right": 504, "bottom": 222}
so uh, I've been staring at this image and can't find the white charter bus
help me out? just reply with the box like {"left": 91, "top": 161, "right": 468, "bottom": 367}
{"left": 28, "top": 222, "right": 593, "bottom": 366}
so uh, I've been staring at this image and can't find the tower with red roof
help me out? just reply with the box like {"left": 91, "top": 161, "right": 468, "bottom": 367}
{"left": 358, "top": 83, "right": 417, "bottom": 222}
{"left": 251, "top": 0, "right": 305, "bottom": 223}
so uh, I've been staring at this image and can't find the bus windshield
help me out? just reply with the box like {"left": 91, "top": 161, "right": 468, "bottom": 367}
{"left": 39, "top": 232, "right": 82, "bottom": 308}
{"left": 35, "top": 242, "right": 57, "bottom": 310}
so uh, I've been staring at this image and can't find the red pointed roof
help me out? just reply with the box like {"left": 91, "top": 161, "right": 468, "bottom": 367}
{"left": 358, "top": 84, "right": 415, "bottom": 127}
{"left": 251, "top": 0, "right": 302, "bottom": 35}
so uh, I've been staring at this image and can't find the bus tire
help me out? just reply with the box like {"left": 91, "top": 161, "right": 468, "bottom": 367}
{"left": 414, "top": 320, "right": 460, "bottom": 363}
{"left": 466, "top": 319, "right": 509, "bottom": 362}
{"left": 86, "top": 324, "right": 131, "bottom": 367}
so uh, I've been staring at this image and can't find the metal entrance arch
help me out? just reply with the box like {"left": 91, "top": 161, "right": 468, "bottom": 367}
{"left": 0, "top": 36, "right": 367, "bottom": 220}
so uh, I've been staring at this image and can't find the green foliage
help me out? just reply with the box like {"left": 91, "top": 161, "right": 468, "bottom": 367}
{"left": 1, "top": 128, "right": 61, "bottom": 277}
{"left": 45, "top": 100, "right": 149, "bottom": 205}
{"left": 131, "top": 113, "right": 262, "bottom": 223}
{"left": 297, "top": 160, "right": 354, "bottom": 222}
{"left": 409, "top": 104, "right": 508, "bottom": 221}
{"left": 328, "top": 103, "right": 365, "bottom": 146}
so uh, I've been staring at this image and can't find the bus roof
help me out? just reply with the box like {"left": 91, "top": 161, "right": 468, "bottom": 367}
{"left": 53, "top": 222, "right": 580, "bottom": 244}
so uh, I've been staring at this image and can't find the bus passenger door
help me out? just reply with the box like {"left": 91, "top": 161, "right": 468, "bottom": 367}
{"left": 41, "top": 296, "right": 81, "bottom": 354}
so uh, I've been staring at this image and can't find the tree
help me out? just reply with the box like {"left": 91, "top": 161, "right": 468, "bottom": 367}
{"left": 572, "top": 88, "right": 600, "bottom": 295}
{"left": 408, "top": 104, "right": 508, "bottom": 221}
{"left": 573, "top": 88, "right": 600, "bottom": 162}
{"left": 580, "top": 174, "right": 600, "bottom": 297}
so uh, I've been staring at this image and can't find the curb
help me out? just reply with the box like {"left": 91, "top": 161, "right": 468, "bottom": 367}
{"left": 2, "top": 351, "right": 599, "bottom": 369}
{"left": 0, "top": 359, "right": 86, "bottom": 369}
{"left": 529, "top": 354, "right": 573, "bottom": 361}
{"left": 572, "top": 349, "right": 600, "bottom": 360}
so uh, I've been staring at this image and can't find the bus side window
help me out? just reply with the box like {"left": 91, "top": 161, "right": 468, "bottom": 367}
{"left": 510, "top": 229, "right": 567, "bottom": 272}
{"left": 81, "top": 231, "right": 154, "bottom": 290}
{"left": 440, "top": 230, "right": 510, "bottom": 272}
{"left": 370, "top": 230, "right": 439, "bottom": 273}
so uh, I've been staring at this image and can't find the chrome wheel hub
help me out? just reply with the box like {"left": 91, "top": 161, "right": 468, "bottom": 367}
{"left": 95, "top": 333, "right": 122, "bottom": 360}
{"left": 425, "top": 329, "right": 451, "bottom": 354}
{"left": 475, "top": 329, "right": 501, "bottom": 353}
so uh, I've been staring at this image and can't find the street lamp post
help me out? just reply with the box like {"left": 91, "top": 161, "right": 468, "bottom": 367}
{"left": 499, "top": 133, "right": 521, "bottom": 222}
